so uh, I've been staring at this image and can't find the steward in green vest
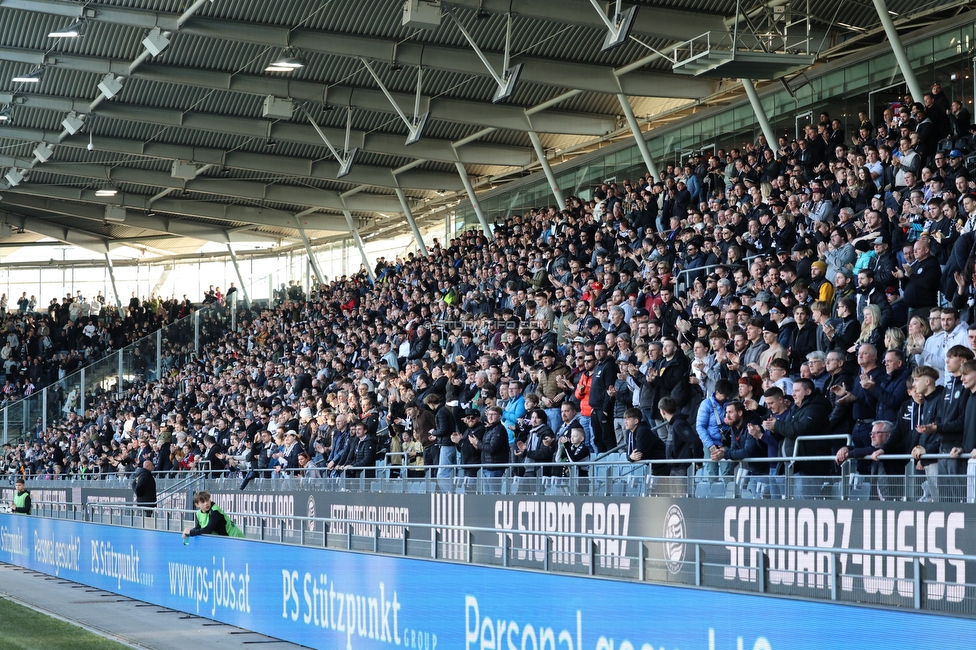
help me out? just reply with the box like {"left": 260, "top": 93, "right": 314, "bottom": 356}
{"left": 182, "top": 491, "right": 244, "bottom": 539}
{"left": 11, "top": 479, "right": 30, "bottom": 514}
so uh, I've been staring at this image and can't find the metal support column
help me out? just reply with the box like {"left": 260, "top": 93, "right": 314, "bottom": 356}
{"left": 339, "top": 202, "right": 377, "bottom": 281}
{"left": 155, "top": 329, "right": 161, "bottom": 381}
{"left": 295, "top": 221, "right": 326, "bottom": 287}
{"left": 41, "top": 388, "right": 47, "bottom": 432}
{"left": 872, "top": 0, "right": 924, "bottom": 103}
{"left": 193, "top": 310, "right": 200, "bottom": 354}
{"left": 617, "top": 93, "right": 660, "bottom": 181}
{"left": 527, "top": 130, "right": 566, "bottom": 211}
{"left": 104, "top": 253, "right": 122, "bottom": 310}
{"left": 394, "top": 187, "right": 429, "bottom": 257}
{"left": 454, "top": 161, "right": 493, "bottom": 237}
{"left": 741, "top": 79, "right": 778, "bottom": 150}
{"left": 115, "top": 352, "right": 122, "bottom": 400}
{"left": 225, "top": 243, "right": 251, "bottom": 306}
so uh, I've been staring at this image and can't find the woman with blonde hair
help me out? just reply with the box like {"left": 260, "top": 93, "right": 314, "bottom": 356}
{"left": 884, "top": 327, "right": 906, "bottom": 352}
{"left": 849, "top": 304, "right": 883, "bottom": 353}
{"left": 905, "top": 314, "right": 932, "bottom": 368}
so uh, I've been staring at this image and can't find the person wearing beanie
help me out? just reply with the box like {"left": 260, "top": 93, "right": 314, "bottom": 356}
{"left": 809, "top": 260, "right": 834, "bottom": 304}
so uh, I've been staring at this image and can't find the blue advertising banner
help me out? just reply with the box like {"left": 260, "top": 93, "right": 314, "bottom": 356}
{"left": 1, "top": 512, "right": 974, "bottom": 650}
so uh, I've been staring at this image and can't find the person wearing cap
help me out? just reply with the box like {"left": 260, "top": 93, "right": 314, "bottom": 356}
{"left": 924, "top": 173, "right": 944, "bottom": 202}
{"left": 866, "top": 232, "right": 897, "bottom": 289}
{"left": 274, "top": 430, "right": 304, "bottom": 476}
{"left": 447, "top": 330, "right": 479, "bottom": 365}
{"left": 809, "top": 261, "right": 834, "bottom": 304}
{"left": 802, "top": 183, "right": 835, "bottom": 223}
{"left": 537, "top": 349, "right": 571, "bottom": 432}
{"left": 452, "top": 409, "right": 484, "bottom": 487}
{"left": 758, "top": 321, "right": 787, "bottom": 373}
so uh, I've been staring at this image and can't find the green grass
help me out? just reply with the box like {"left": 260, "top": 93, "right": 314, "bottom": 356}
{"left": 0, "top": 597, "right": 131, "bottom": 650}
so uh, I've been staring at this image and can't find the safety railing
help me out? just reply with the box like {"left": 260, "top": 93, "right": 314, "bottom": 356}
{"left": 70, "top": 502, "right": 976, "bottom": 617}
{"left": 16, "top": 451, "right": 970, "bottom": 503}
{"left": 673, "top": 252, "right": 763, "bottom": 296}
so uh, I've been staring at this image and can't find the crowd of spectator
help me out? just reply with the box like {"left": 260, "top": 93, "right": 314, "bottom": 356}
{"left": 0, "top": 289, "right": 208, "bottom": 409}
{"left": 4, "top": 82, "right": 976, "bottom": 501}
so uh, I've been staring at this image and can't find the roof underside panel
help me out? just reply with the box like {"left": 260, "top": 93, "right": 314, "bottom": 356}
{"left": 0, "top": 0, "right": 949, "bottom": 261}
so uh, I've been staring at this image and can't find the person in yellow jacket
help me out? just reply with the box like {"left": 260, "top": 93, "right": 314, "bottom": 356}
{"left": 182, "top": 491, "right": 244, "bottom": 539}
{"left": 11, "top": 478, "right": 30, "bottom": 514}
{"left": 809, "top": 261, "right": 835, "bottom": 304}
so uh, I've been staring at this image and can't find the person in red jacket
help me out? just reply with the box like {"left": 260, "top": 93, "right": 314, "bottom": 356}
{"left": 574, "top": 353, "right": 596, "bottom": 453}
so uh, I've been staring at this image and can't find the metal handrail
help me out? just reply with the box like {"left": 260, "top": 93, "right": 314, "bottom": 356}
{"left": 81, "top": 502, "right": 976, "bottom": 565}
{"left": 673, "top": 253, "right": 763, "bottom": 295}
{"left": 10, "top": 452, "right": 971, "bottom": 484}
{"left": 793, "top": 434, "right": 852, "bottom": 458}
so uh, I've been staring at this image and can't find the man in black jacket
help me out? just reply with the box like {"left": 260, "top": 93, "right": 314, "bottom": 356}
{"left": 589, "top": 341, "right": 618, "bottom": 453}
{"left": 453, "top": 409, "right": 483, "bottom": 484}
{"left": 131, "top": 460, "right": 157, "bottom": 514}
{"left": 239, "top": 430, "right": 271, "bottom": 490}
{"left": 660, "top": 396, "right": 702, "bottom": 477}
{"left": 764, "top": 379, "right": 831, "bottom": 498}
{"left": 623, "top": 408, "right": 667, "bottom": 476}
{"left": 200, "top": 435, "right": 226, "bottom": 478}
{"left": 472, "top": 406, "right": 510, "bottom": 493}
{"left": 339, "top": 422, "right": 377, "bottom": 478}
{"left": 894, "top": 238, "right": 942, "bottom": 322}
{"left": 424, "top": 393, "right": 456, "bottom": 480}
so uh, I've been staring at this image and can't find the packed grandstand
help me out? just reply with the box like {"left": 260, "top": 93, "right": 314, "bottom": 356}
{"left": 5, "top": 88, "right": 976, "bottom": 503}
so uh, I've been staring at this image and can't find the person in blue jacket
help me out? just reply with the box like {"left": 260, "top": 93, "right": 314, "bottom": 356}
{"left": 696, "top": 379, "right": 736, "bottom": 478}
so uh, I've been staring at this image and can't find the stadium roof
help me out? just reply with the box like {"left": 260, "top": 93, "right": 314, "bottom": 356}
{"left": 0, "top": 0, "right": 956, "bottom": 259}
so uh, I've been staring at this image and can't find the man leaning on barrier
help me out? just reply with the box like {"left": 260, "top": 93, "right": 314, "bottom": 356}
{"left": 835, "top": 420, "right": 904, "bottom": 500}
{"left": 183, "top": 491, "right": 244, "bottom": 539}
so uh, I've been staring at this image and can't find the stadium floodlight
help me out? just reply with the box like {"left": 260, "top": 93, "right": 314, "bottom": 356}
{"left": 33, "top": 143, "right": 54, "bottom": 163}
{"left": 12, "top": 70, "right": 41, "bottom": 84}
{"left": 97, "top": 73, "right": 123, "bottom": 99}
{"left": 61, "top": 112, "right": 85, "bottom": 135}
{"left": 48, "top": 20, "right": 83, "bottom": 38}
{"left": 445, "top": 9, "right": 521, "bottom": 103}
{"left": 5, "top": 169, "right": 24, "bottom": 186}
{"left": 586, "top": 0, "right": 638, "bottom": 51}
{"left": 142, "top": 27, "right": 171, "bottom": 57}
